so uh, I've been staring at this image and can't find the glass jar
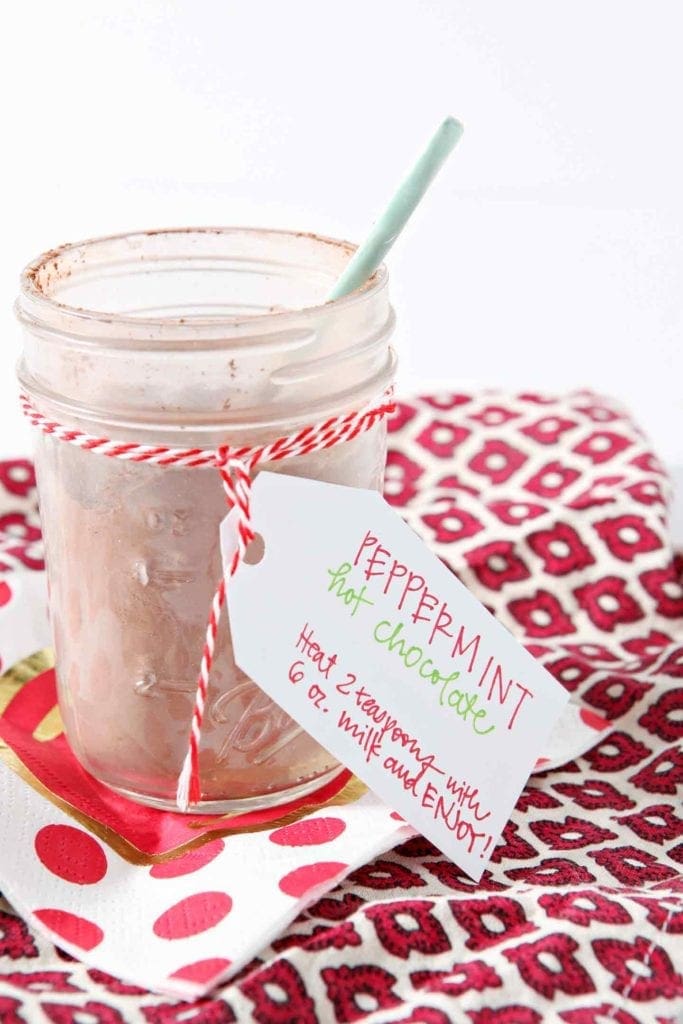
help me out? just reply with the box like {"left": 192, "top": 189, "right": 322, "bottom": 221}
{"left": 16, "top": 228, "right": 395, "bottom": 812}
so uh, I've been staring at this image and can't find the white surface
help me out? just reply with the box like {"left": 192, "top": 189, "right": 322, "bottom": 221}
{"left": 3, "top": 2, "right": 682, "bottom": 477}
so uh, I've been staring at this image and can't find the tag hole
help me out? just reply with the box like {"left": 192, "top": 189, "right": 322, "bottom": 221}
{"left": 244, "top": 532, "right": 265, "bottom": 566}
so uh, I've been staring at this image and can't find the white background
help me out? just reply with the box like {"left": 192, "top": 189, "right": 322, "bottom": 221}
{"left": 2, "top": 2, "right": 682, "bottom": 502}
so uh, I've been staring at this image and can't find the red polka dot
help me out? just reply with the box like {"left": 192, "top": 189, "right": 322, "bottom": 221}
{"left": 35, "top": 825, "right": 107, "bottom": 885}
{"left": 150, "top": 839, "right": 225, "bottom": 878}
{"left": 580, "top": 708, "right": 610, "bottom": 731}
{"left": 0, "top": 582, "right": 12, "bottom": 607}
{"left": 34, "top": 909, "right": 104, "bottom": 950}
{"left": 153, "top": 892, "right": 232, "bottom": 940}
{"left": 278, "top": 861, "right": 348, "bottom": 898}
{"left": 269, "top": 817, "right": 345, "bottom": 847}
{"left": 169, "top": 958, "right": 232, "bottom": 984}
{"left": 390, "top": 811, "right": 405, "bottom": 822}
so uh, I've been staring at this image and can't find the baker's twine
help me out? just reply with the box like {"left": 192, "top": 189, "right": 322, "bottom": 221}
{"left": 20, "top": 390, "right": 396, "bottom": 810}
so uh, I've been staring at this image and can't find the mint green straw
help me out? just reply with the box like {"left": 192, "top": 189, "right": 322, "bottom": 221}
{"left": 326, "top": 116, "right": 464, "bottom": 302}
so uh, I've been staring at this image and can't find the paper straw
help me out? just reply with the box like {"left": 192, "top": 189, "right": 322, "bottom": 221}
{"left": 326, "top": 116, "right": 464, "bottom": 302}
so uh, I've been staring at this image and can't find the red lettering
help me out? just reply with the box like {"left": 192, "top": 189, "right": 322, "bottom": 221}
{"left": 384, "top": 559, "right": 408, "bottom": 596}
{"left": 452, "top": 626, "right": 481, "bottom": 674}
{"left": 507, "top": 683, "right": 534, "bottom": 729}
{"left": 398, "top": 571, "right": 426, "bottom": 611}
{"left": 353, "top": 530, "right": 378, "bottom": 568}
{"left": 429, "top": 601, "right": 454, "bottom": 645}
{"left": 422, "top": 781, "right": 438, "bottom": 810}
{"left": 365, "top": 544, "right": 391, "bottom": 580}
{"left": 488, "top": 663, "right": 512, "bottom": 705}
{"left": 411, "top": 589, "right": 439, "bottom": 626}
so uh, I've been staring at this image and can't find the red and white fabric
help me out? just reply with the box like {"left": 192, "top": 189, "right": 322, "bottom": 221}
{"left": 0, "top": 389, "right": 680, "bottom": 1023}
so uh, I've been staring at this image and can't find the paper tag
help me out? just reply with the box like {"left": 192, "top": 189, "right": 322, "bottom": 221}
{"left": 223, "top": 474, "right": 569, "bottom": 881}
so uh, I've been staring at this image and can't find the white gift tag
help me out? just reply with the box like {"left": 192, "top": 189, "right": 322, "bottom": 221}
{"left": 223, "top": 473, "right": 569, "bottom": 881}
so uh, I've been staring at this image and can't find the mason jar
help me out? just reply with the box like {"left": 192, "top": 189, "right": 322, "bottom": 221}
{"left": 15, "top": 228, "right": 395, "bottom": 812}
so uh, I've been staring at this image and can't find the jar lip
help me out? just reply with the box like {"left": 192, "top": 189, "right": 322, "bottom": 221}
{"left": 18, "top": 226, "right": 387, "bottom": 338}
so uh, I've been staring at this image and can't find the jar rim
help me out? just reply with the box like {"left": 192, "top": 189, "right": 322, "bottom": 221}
{"left": 17, "top": 226, "right": 386, "bottom": 342}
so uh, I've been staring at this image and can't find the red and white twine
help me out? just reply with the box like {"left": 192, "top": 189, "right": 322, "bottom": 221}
{"left": 20, "top": 390, "right": 395, "bottom": 810}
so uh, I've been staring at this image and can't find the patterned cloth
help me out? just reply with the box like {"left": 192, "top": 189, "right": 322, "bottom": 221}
{"left": 0, "top": 390, "right": 681, "bottom": 1023}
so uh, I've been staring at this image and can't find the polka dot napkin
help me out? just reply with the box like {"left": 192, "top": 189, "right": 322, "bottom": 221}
{"left": 0, "top": 596, "right": 598, "bottom": 999}
{"left": 0, "top": 753, "right": 407, "bottom": 997}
